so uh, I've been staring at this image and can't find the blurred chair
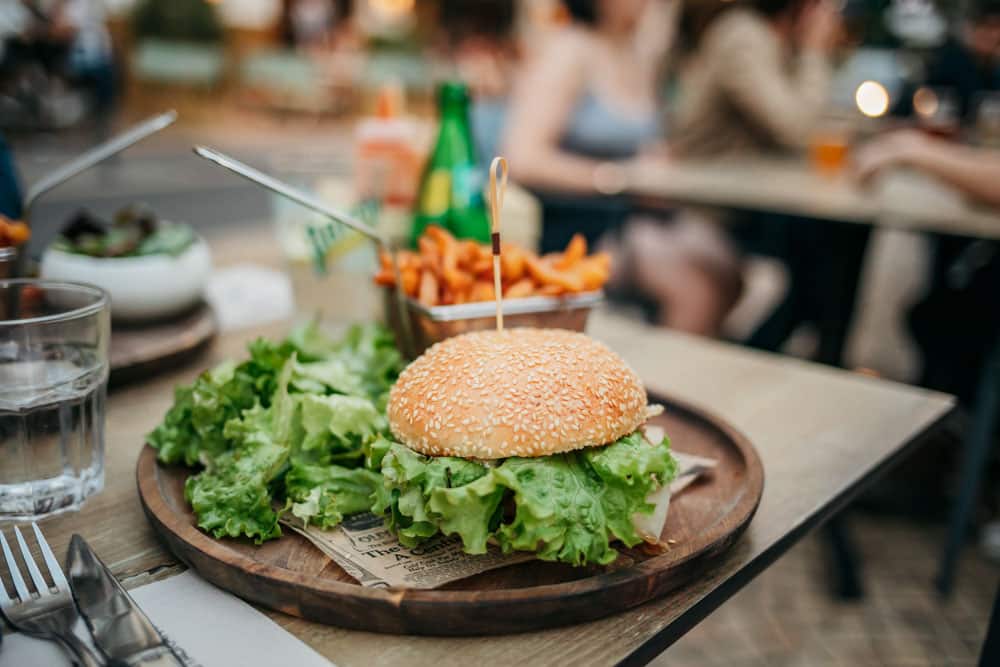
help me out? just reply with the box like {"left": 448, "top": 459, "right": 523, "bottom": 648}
{"left": 239, "top": 49, "right": 352, "bottom": 117}
{"left": 132, "top": 39, "right": 225, "bottom": 89}
{"left": 937, "top": 339, "right": 1000, "bottom": 596}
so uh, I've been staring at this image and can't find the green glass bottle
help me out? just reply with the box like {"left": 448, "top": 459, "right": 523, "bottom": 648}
{"left": 410, "top": 82, "right": 491, "bottom": 245}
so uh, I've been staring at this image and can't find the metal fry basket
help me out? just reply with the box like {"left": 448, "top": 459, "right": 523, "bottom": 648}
{"left": 384, "top": 290, "right": 603, "bottom": 356}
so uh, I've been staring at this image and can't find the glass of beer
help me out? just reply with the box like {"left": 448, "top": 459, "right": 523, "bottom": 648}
{"left": 810, "top": 125, "right": 851, "bottom": 177}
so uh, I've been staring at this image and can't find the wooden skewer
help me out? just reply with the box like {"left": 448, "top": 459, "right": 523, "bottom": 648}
{"left": 488, "top": 156, "right": 508, "bottom": 332}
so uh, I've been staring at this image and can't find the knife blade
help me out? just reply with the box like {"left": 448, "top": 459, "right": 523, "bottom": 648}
{"left": 67, "top": 534, "right": 186, "bottom": 667}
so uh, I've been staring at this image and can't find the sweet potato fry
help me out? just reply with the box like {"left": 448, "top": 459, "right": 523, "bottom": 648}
{"left": 525, "top": 255, "right": 585, "bottom": 292}
{"left": 536, "top": 284, "right": 565, "bottom": 297}
{"left": 401, "top": 267, "right": 420, "bottom": 296}
{"left": 504, "top": 278, "right": 534, "bottom": 299}
{"left": 373, "top": 267, "right": 395, "bottom": 287}
{"left": 471, "top": 256, "right": 493, "bottom": 276}
{"left": 500, "top": 244, "right": 527, "bottom": 282}
{"left": 575, "top": 256, "right": 610, "bottom": 291}
{"left": 417, "top": 270, "right": 438, "bottom": 306}
{"left": 458, "top": 240, "right": 480, "bottom": 268}
{"left": 470, "top": 281, "right": 496, "bottom": 302}
{"left": 443, "top": 267, "right": 474, "bottom": 292}
{"left": 554, "top": 233, "right": 587, "bottom": 270}
{"left": 375, "top": 228, "right": 611, "bottom": 304}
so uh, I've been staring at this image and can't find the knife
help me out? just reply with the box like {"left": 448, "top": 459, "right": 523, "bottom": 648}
{"left": 67, "top": 534, "right": 186, "bottom": 667}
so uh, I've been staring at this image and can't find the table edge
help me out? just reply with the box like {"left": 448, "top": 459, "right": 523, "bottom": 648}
{"left": 616, "top": 401, "right": 957, "bottom": 667}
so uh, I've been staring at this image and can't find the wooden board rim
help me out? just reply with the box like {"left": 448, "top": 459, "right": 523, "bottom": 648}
{"left": 137, "top": 393, "right": 764, "bottom": 634}
{"left": 110, "top": 302, "right": 217, "bottom": 385}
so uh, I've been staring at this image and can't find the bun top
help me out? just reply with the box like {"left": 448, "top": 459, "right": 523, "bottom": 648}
{"left": 387, "top": 328, "right": 648, "bottom": 459}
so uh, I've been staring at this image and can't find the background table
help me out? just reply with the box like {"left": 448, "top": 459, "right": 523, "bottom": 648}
{"left": 632, "top": 156, "right": 1000, "bottom": 597}
{"left": 29, "top": 251, "right": 953, "bottom": 666}
{"left": 629, "top": 157, "right": 1000, "bottom": 239}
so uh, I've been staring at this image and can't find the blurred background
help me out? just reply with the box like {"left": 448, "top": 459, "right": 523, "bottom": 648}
{"left": 2, "top": 0, "right": 1000, "bottom": 663}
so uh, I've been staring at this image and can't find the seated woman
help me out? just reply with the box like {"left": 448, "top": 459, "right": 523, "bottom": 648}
{"left": 502, "top": 0, "right": 670, "bottom": 218}
{"left": 505, "top": 0, "right": 735, "bottom": 331}
{"left": 670, "top": 0, "right": 849, "bottom": 354}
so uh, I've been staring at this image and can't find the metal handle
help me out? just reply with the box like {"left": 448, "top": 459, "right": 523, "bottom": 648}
{"left": 24, "top": 110, "right": 178, "bottom": 214}
{"left": 192, "top": 145, "right": 387, "bottom": 245}
{"left": 192, "top": 145, "right": 417, "bottom": 358}
{"left": 121, "top": 645, "right": 188, "bottom": 667}
{"left": 55, "top": 632, "right": 105, "bottom": 667}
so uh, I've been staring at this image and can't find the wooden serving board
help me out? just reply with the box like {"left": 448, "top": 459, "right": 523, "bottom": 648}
{"left": 137, "top": 394, "right": 763, "bottom": 636}
{"left": 110, "top": 303, "right": 217, "bottom": 386}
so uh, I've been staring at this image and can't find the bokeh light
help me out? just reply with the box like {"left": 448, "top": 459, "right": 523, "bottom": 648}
{"left": 913, "top": 87, "right": 940, "bottom": 119}
{"left": 855, "top": 80, "right": 890, "bottom": 118}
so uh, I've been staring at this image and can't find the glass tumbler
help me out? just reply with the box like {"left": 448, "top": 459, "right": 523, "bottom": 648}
{"left": 0, "top": 279, "right": 110, "bottom": 518}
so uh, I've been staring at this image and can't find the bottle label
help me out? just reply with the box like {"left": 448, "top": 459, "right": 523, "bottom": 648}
{"left": 420, "top": 169, "right": 452, "bottom": 217}
{"left": 451, "top": 165, "right": 485, "bottom": 208}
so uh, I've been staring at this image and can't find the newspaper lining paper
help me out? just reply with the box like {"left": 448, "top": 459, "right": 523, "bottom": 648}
{"left": 283, "top": 445, "right": 716, "bottom": 590}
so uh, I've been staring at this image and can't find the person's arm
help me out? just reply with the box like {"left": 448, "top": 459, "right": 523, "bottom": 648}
{"left": 711, "top": 6, "right": 836, "bottom": 149}
{"left": 855, "top": 130, "right": 1000, "bottom": 209}
{"left": 501, "top": 31, "right": 627, "bottom": 194}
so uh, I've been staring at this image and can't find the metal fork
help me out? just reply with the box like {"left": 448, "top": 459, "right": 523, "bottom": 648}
{"left": 0, "top": 523, "right": 104, "bottom": 667}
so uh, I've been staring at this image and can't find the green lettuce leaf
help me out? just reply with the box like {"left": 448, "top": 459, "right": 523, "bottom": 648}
{"left": 149, "top": 322, "right": 403, "bottom": 543}
{"left": 147, "top": 338, "right": 293, "bottom": 466}
{"left": 286, "top": 464, "right": 382, "bottom": 528}
{"left": 293, "top": 393, "right": 384, "bottom": 466}
{"left": 183, "top": 359, "right": 297, "bottom": 543}
{"left": 494, "top": 433, "right": 676, "bottom": 565}
{"left": 288, "top": 321, "right": 403, "bottom": 408}
{"left": 373, "top": 433, "right": 678, "bottom": 566}
{"left": 373, "top": 443, "right": 502, "bottom": 550}
{"left": 146, "top": 323, "right": 402, "bottom": 468}
{"left": 283, "top": 392, "right": 386, "bottom": 527}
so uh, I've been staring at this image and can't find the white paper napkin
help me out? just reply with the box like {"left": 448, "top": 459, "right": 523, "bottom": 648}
{"left": 205, "top": 265, "right": 295, "bottom": 332}
{"left": 0, "top": 571, "right": 332, "bottom": 667}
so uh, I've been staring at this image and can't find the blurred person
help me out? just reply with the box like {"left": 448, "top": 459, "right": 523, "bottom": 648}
{"left": 856, "top": 129, "right": 1000, "bottom": 207}
{"left": 672, "top": 0, "right": 840, "bottom": 157}
{"left": 0, "top": 134, "right": 22, "bottom": 221}
{"left": 437, "top": 0, "right": 518, "bottom": 162}
{"left": 856, "top": 129, "right": 1000, "bottom": 401}
{"left": 503, "top": 1, "right": 726, "bottom": 332}
{"left": 280, "top": 0, "right": 355, "bottom": 50}
{"left": 670, "top": 0, "right": 866, "bottom": 358}
{"left": 503, "top": 0, "right": 671, "bottom": 199}
{"left": 895, "top": 0, "right": 1000, "bottom": 123}
{"left": 57, "top": 0, "right": 117, "bottom": 115}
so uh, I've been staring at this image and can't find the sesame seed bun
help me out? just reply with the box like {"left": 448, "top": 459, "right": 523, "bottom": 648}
{"left": 387, "top": 328, "right": 649, "bottom": 459}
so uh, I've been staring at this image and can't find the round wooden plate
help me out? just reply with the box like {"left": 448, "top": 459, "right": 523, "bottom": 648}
{"left": 110, "top": 303, "right": 217, "bottom": 386}
{"left": 137, "top": 393, "right": 763, "bottom": 636}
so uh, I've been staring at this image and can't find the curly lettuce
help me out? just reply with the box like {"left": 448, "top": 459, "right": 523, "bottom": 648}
{"left": 148, "top": 322, "right": 405, "bottom": 542}
{"left": 184, "top": 360, "right": 297, "bottom": 543}
{"left": 373, "top": 432, "right": 678, "bottom": 566}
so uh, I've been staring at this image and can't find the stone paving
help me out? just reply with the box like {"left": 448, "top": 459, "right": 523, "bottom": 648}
{"left": 658, "top": 516, "right": 998, "bottom": 666}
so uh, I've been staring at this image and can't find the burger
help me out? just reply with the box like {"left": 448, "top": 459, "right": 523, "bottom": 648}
{"left": 369, "top": 327, "right": 678, "bottom": 566}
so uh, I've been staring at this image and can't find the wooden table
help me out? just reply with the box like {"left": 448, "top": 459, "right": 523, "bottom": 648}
{"left": 631, "top": 155, "right": 1000, "bottom": 598}
{"left": 28, "top": 294, "right": 954, "bottom": 665}
{"left": 629, "top": 156, "right": 1000, "bottom": 240}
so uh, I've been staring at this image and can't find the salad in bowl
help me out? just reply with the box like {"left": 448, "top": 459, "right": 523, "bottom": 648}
{"left": 41, "top": 205, "right": 212, "bottom": 321}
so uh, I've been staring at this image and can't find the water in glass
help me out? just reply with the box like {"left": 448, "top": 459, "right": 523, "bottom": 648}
{"left": 0, "top": 280, "right": 109, "bottom": 518}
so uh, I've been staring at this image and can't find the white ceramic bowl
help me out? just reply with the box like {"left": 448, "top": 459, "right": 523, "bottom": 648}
{"left": 41, "top": 237, "right": 212, "bottom": 321}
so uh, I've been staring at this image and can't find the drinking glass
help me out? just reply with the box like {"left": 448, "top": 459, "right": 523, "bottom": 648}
{"left": 0, "top": 279, "right": 110, "bottom": 518}
{"left": 810, "top": 117, "right": 854, "bottom": 177}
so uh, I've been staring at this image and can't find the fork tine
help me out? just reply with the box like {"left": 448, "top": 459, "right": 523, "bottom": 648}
{"left": 13, "top": 526, "right": 49, "bottom": 596}
{"left": 0, "top": 535, "right": 11, "bottom": 607}
{"left": 32, "top": 523, "right": 68, "bottom": 592}
{"left": 0, "top": 530, "right": 29, "bottom": 601}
